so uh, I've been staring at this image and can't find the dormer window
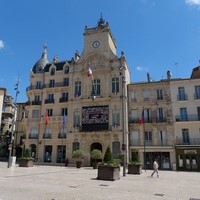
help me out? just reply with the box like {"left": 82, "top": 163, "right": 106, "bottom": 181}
{"left": 64, "top": 66, "right": 69, "bottom": 74}
{"left": 51, "top": 68, "right": 55, "bottom": 75}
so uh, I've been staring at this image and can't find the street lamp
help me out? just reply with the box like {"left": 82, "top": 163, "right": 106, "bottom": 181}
{"left": 7, "top": 77, "right": 20, "bottom": 168}
{"left": 120, "top": 51, "right": 127, "bottom": 177}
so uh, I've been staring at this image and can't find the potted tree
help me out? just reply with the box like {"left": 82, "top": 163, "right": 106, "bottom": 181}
{"left": 97, "top": 146, "right": 120, "bottom": 181}
{"left": 91, "top": 149, "right": 102, "bottom": 169}
{"left": 19, "top": 148, "right": 34, "bottom": 167}
{"left": 72, "top": 150, "right": 84, "bottom": 168}
{"left": 128, "top": 152, "right": 142, "bottom": 174}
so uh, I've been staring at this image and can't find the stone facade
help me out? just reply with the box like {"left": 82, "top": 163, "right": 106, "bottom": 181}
{"left": 21, "top": 17, "right": 130, "bottom": 166}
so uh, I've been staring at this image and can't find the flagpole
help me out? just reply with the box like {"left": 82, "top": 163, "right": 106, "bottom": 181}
{"left": 61, "top": 114, "right": 64, "bottom": 164}
{"left": 143, "top": 108, "right": 146, "bottom": 172}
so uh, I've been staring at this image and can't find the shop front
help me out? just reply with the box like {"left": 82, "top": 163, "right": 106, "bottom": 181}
{"left": 144, "top": 152, "right": 171, "bottom": 170}
{"left": 176, "top": 147, "right": 200, "bottom": 171}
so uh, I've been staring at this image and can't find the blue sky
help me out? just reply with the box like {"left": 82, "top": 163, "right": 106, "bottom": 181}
{"left": 0, "top": 0, "right": 200, "bottom": 102}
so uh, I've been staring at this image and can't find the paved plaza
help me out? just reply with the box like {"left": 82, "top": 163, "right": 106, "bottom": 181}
{"left": 0, "top": 162, "right": 199, "bottom": 200}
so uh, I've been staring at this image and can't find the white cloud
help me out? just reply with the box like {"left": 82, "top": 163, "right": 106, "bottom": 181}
{"left": 0, "top": 40, "right": 4, "bottom": 49}
{"left": 185, "top": 0, "right": 200, "bottom": 6}
{"left": 136, "top": 66, "right": 148, "bottom": 72}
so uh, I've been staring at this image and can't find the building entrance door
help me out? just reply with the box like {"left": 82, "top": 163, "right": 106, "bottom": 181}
{"left": 90, "top": 143, "right": 102, "bottom": 166}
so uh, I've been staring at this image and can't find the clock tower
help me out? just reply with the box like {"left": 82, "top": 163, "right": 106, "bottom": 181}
{"left": 81, "top": 16, "right": 117, "bottom": 59}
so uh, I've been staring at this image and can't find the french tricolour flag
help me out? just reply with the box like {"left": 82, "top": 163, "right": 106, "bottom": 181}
{"left": 88, "top": 67, "right": 92, "bottom": 77}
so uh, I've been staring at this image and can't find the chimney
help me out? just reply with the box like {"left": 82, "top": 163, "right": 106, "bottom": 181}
{"left": 53, "top": 56, "right": 59, "bottom": 63}
{"left": 75, "top": 50, "right": 80, "bottom": 62}
{"left": 147, "top": 72, "right": 152, "bottom": 82}
{"left": 167, "top": 70, "right": 171, "bottom": 80}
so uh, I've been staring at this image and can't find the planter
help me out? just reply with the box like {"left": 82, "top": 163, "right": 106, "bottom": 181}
{"left": 97, "top": 165, "right": 120, "bottom": 181}
{"left": 76, "top": 161, "right": 82, "bottom": 168}
{"left": 128, "top": 164, "right": 142, "bottom": 174}
{"left": 19, "top": 159, "right": 34, "bottom": 167}
{"left": 92, "top": 161, "right": 100, "bottom": 169}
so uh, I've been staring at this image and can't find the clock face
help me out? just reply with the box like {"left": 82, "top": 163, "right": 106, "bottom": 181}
{"left": 92, "top": 41, "right": 100, "bottom": 48}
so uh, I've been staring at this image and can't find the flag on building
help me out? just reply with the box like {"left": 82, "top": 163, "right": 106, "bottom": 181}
{"left": 139, "top": 110, "right": 144, "bottom": 125}
{"left": 45, "top": 111, "right": 49, "bottom": 125}
{"left": 88, "top": 67, "right": 92, "bottom": 77}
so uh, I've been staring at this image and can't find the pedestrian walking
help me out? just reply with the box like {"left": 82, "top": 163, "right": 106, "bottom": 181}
{"left": 151, "top": 160, "right": 159, "bottom": 178}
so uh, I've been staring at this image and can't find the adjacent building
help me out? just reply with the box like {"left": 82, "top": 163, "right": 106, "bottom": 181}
{"left": 0, "top": 89, "right": 17, "bottom": 159}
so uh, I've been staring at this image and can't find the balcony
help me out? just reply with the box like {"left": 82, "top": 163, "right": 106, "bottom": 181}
{"left": 129, "top": 118, "right": 152, "bottom": 124}
{"left": 43, "top": 134, "right": 51, "bottom": 139}
{"left": 26, "top": 85, "right": 43, "bottom": 92}
{"left": 44, "top": 82, "right": 69, "bottom": 88}
{"left": 45, "top": 99, "right": 54, "bottom": 104}
{"left": 31, "top": 101, "right": 41, "bottom": 105}
{"left": 59, "top": 98, "right": 68, "bottom": 103}
{"left": 29, "top": 134, "right": 38, "bottom": 139}
{"left": 130, "top": 139, "right": 170, "bottom": 146}
{"left": 58, "top": 133, "right": 66, "bottom": 138}
{"left": 156, "top": 118, "right": 166, "bottom": 122}
{"left": 175, "top": 115, "right": 200, "bottom": 122}
{"left": 2, "top": 108, "right": 14, "bottom": 117}
{"left": 177, "top": 94, "right": 188, "bottom": 101}
{"left": 176, "top": 138, "right": 200, "bottom": 145}
{"left": 194, "top": 93, "right": 200, "bottom": 100}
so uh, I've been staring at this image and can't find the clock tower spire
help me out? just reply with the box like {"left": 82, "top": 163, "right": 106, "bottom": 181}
{"left": 81, "top": 16, "right": 117, "bottom": 59}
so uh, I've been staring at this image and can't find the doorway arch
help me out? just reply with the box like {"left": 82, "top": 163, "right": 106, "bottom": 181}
{"left": 90, "top": 142, "right": 102, "bottom": 166}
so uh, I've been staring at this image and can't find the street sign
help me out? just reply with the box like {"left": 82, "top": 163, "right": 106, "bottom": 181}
{"left": 121, "top": 144, "right": 126, "bottom": 152}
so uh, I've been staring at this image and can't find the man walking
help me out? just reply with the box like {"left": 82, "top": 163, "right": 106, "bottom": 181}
{"left": 151, "top": 160, "right": 159, "bottom": 178}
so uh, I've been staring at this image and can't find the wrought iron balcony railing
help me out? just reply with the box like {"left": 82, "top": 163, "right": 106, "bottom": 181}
{"left": 175, "top": 115, "right": 200, "bottom": 122}
{"left": 175, "top": 138, "right": 200, "bottom": 145}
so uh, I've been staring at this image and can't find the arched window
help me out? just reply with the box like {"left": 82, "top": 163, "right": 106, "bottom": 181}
{"left": 72, "top": 142, "right": 80, "bottom": 152}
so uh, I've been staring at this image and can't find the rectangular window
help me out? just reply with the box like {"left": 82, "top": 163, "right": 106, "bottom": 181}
{"left": 145, "top": 131, "right": 152, "bottom": 145}
{"left": 130, "top": 91, "right": 137, "bottom": 102}
{"left": 92, "top": 79, "right": 100, "bottom": 96}
{"left": 61, "top": 108, "right": 68, "bottom": 116}
{"left": 48, "top": 94, "right": 54, "bottom": 100}
{"left": 157, "top": 108, "right": 165, "bottom": 122}
{"left": 34, "top": 95, "right": 40, "bottom": 102}
{"left": 197, "top": 107, "right": 200, "bottom": 120}
{"left": 32, "top": 110, "right": 40, "bottom": 118}
{"left": 180, "top": 108, "right": 188, "bottom": 121}
{"left": 47, "top": 109, "right": 53, "bottom": 116}
{"left": 195, "top": 86, "right": 200, "bottom": 99}
{"left": 143, "top": 91, "right": 150, "bottom": 101}
{"left": 74, "top": 111, "right": 80, "bottom": 127}
{"left": 144, "top": 109, "right": 151, "bottom": 123}
{"left": 74, "top": 81, "right": 81, "bottom": 97}
{"left": 63, "top": 78, "right": 69, "bottom": 86}
{"left": 130, "top": 109, "right": 138, "bottom": 123}
{"left": 178, "top": 87, "right": 187, "bottom": 100}
{"left": 36, "top": 81, "right": 42, "bottom": 89}
{"left": 49, "top": 79, "right": 55, "bottom": 87}
{"left": 182, "top": 129, "right": 189, "bottom": 144}
{"left": 157, "top": 89, "right": 163, "bottom": 100}
{"left": 112, "top": 110, "right": 120, "bottom": 127}
{"left": 112, "top": 77, "right": 119, "bottom": 94}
